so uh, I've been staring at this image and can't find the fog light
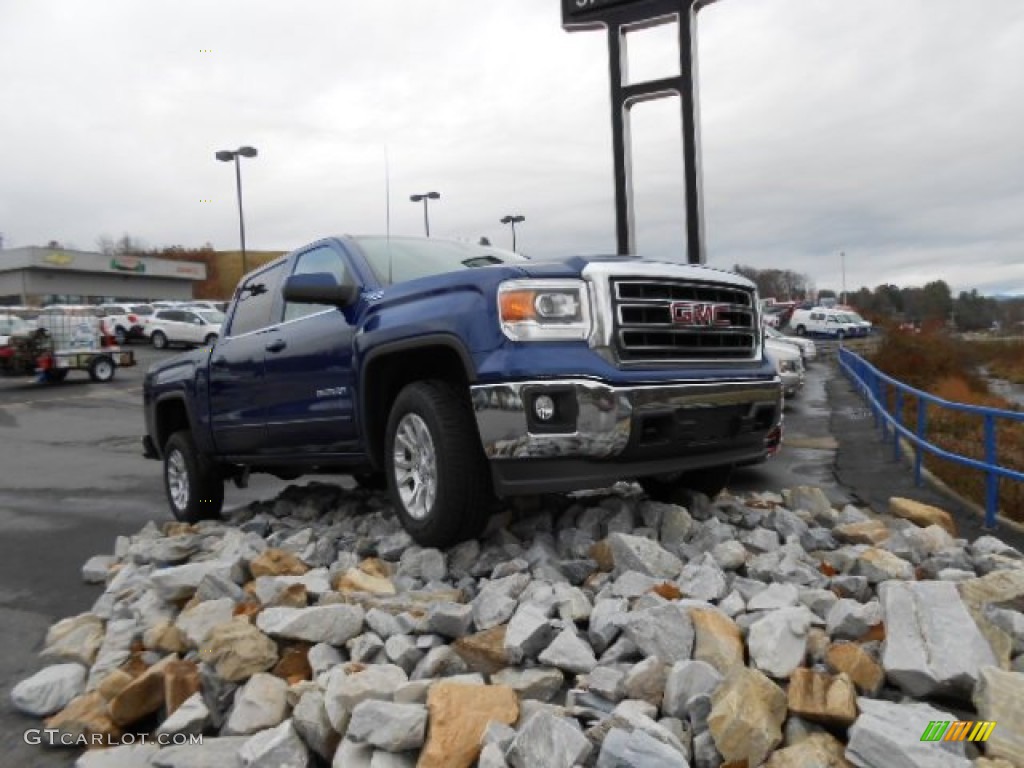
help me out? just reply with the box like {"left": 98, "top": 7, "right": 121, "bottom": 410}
{"left": 534, "top": 394, "right": 555, "bottom": 421}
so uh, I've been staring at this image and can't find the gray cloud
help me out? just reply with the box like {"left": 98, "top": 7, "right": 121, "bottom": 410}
{"left": 1, "top": 0, "right": 1021, "bottom": 294}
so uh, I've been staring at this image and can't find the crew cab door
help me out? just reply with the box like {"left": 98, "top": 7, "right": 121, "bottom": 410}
{"left": 261, "top": 243, "right": 359, "bottom": 454}
{"left": 209, "top": 262, "right": 286, "bottom": 455}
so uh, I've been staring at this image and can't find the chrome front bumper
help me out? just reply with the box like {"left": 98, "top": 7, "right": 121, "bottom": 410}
{"left": 470, "top": 378, "right": 782, "bottom": 461}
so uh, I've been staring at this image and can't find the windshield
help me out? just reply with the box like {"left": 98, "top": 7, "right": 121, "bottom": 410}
{"left": 131, "top": 305, "right": 154, "bottom": 315}
{"left": 198, "top": 311, "right": 225, "bottom": 324}
{"left": 353, "top": 237, "right": 529, "bottom": 286}
{"left": 764, "top": 327, "right": 782, "bottom": 338}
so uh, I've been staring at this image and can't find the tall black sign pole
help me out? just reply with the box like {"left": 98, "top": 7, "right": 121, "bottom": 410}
{"left": 562, "top": 0, "right": 718, "bottom": 264}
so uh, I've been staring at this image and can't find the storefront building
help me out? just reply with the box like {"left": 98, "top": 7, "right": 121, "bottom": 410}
{"left": 0, "top": 247, "right": 207, "bottom": 306}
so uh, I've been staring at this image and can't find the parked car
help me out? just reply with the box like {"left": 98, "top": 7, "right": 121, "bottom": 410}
{"left": 185, "top": 300, "right": 229, "bottom": 312}
{"left": 764, "top": 338, "right": 804, "bottom": 397}
{"left": 146, "top": 308, "right": 224, "bottom": 349}
{"left": 764, "top": 326, "right": 816, "bottom": 363}
{"left": 0, "top": 313, "right": 31, "bottom": 346}
{"left": 96, "top": 303, "right": 155, "bottom": 344}
{"left": 788, "top": 307, "right": 860, "bottom": 338}
{"left": 142, "top": 235, "right": 783, "bottom": 543}
{"left": 839, "top": 310, "right": 872, "bottom": 335}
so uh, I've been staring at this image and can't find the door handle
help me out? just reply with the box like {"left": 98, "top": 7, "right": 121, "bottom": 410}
{"left": 211, "top": 356, "right": 229, "bottom": 368}
{"left": 265, "top": 339, "right": 287, "bottom": 353}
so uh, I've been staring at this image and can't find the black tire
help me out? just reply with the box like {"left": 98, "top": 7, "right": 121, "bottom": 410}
{"left": 836, "top": 330, "right": 845, "bottom": 340}
{"left": 88, "top": 355, "right": 116, "bottom": 382}
{"left": 353, "top": 472, "right": 388, "bottom": 491}
{"left": 163, "top": 430, "right": 224, "bottom": 523}
{"left": 641, "top": 465, "right": 733, "bottom": 505}
{"left": 113, "top": 327, "right": 127, "bottom": 345}
{"left": 152, "top": 331, "right": 168, "bottom": 349}
{"left": 42, "top": 369, "right": 68, "bottom": 384}
{"left": 795, "top": 325, "right": 807, "bottom": 336}
{"left": 384, "top": 380, "right": 492, "bottom": 547}
{"left": 204, "top": 333, "right": 219, "bottom": 347}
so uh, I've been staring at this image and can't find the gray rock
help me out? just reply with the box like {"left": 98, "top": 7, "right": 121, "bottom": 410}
{"left": 398, "top": 548, "right": 447, "bottom": 582}
{"left": 384, "top": 635, "right": 423, "bottom": 674}
{"left": 621, "top": 603, "right": 694, "bottom": 663}
{"left": 239, "top": 720, "right": 310, "bottom": 768}
{"left": 346, "top": 700, "right": 427, "bottom": 752}
{"left": 587, "top": 666, "right": 626, "bottom": 702}
{"left": 472, "top": 593, "right": 517, "bottom": 630}
{"left": 292, "top": 690, "right": 339, "bottom": 761}
{"left": 740, "top": 528, "right": 780, "bottom": 554}
{"left": 717, "top": 591, "right": 745, "bottom": 618}
{"left": 800, "top": 528, "right": 838, "bottom": 552}
{"left": 478, "top": 743, "right": 508, "bottom": 768}
{"left": 492, "top": 667, "right": 565, "bottom": 702}
{"left": 829, "top": 575, "right": 871, "bottom": 601}
{"left": 150, "top": 736, "right": 250, "bottom": 768}
{"left": 596, "top": 727, "right": 688, "bottom": 768}
{"left": 256, "top": 604, "right": 365, "bottom": 645}
{"left": 538, "top": 628, "right": 598, "bottom": 674}
{"left": 785, "top": 486, "right": 834, "bottom": 518}
{"left": 11, "top": 662, "right": 86, "bottom": 717}
{"left": 611, "top": 570, "right": 661, "bottom": 598}
{"left": 826, "top": 598, "right": 881, "bottom": 640}
{"left": 662, "top": 660, "right": 722, "bottom": 719}
{"left": 81, "top": 555, "right": 116, "bottom": 584}
{"left": 609, "top": 533, "right": 683, "bottom": 579}
{"left": 659, "top": 504, "right": 694, "bottom": 544}
{"left": 224, "top": 673, "right": 290, "bottom": 735}
{"left": 158, "top": 691, "right": 210, "bottom": 737}
{"left": 365, "top": 608, "right": 404, "bottom": 639}
{"left": 746, "top": 582, "right": 799, "bottom": 612}
{"left": 798, "top": 587, "right": 839, "bottom": 620}
{"left": 348, "top": 632, "right": 385, "bottom": 663}
{"left": 880, "top": 580, "right": 998, "bottom": 698}
{"left": 410, "top": 645, "right": 469, "bottom": 680}
{"left": 710, "top": 540, "right": 747, "bottom": 570}
{"left": 176, "top": 598, "right": 235, "bottom": 647}
{"left": 691, "top": 729, "right": 722, "bottom": 768}
{"left": 676, "top": 554, "right": 727, "bottom": 602}
{"left": 846, "top": 697, "right": 970, "bottom": 768}
{"left": 369, "top": 751, "right": 417, "bottom": 768}
{"left": 86, "top": 618, "right": 137, "bottom": 690}
{"left": 747, "top": 607, "right": 814, "bottom": 678}
{"left": 507, "top": 711, "right": 592, "bottom": 768}
{"left": 74, "top": 743, "right": 160, "bottom": 767}
{"left": 150, "top": 561, "right": 236, "bottom": 601}
{"left": 332, "top": 739, "right": 374, "bottom": 768}
{"left": 623, "top": 657, "right": 668, "bottom": 707}
{"left": 325, "top": 664, "right": 407, "bottom": 730}
{"left": 195, "top": 571, "right": 247, "bottom": 603}
{"left": 505, "top": 604, "right": 556, "bottom": 663}
{"left": 424, "top": 600, "right": 474, "bottom": 639}
{"left": 308, "top": 643, "right": 345, "bottom": 677}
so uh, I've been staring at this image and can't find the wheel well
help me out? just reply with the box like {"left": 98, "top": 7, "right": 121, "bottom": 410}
{"left": 362, "top": 345, "right": 470, "bottom": 470}
{"left": 155, "top": 398, "right": 191, "bottom": 452}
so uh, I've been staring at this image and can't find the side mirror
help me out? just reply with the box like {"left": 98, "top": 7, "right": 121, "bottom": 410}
{"left": 282, "top": 272, "right": 358, "bottom": 308}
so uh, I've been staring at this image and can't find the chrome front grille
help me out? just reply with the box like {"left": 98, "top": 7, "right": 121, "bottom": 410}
{"left": 611, "top": 278, "right": 758, "bottom": 362}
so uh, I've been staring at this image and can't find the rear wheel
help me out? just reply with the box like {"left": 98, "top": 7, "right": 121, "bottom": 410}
{"left": 795, "top": 325, "right": 807, "bottom": 336}
{"left": 88, "top": 356, "right": 115, "bottom": 382}
{"left": 152, "top": 331, "right": 168, "bottom": 349}
{"left": 641, "top": 465, "right": 733, "bottom": 505}
{"left": 163, "top": 430, "right": 224, "bottom": 523}
{"left": 204, "top": 333, "right": 218, "bottom": 346}
{"left": 385, "top": 380, "right": 492, "bottom": 547}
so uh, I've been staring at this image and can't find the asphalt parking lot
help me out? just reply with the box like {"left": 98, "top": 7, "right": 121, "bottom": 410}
{"left": 0, "top": 341, "right": 930, "bottom": 767}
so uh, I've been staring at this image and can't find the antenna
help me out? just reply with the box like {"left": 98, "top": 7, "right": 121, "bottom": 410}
{"left": 384, "top": 144, "right": 393, "bottom": 285}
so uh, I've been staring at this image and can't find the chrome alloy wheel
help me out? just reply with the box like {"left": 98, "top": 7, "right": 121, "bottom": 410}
{"left": 392, "top": 413, "right": 438, "bottom": 520}
{"left": 167, "top": 448, "right": 190, "bottom": 511}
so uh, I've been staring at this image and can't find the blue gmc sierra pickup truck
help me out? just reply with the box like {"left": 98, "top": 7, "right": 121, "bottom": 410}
{"left": 143, "top": 235, "right": 782, "bottom": 546}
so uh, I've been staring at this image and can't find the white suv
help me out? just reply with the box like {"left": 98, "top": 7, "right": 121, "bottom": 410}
{"left": 789, "top": 307, "right": 859, "bottom": 338}
{"left": 96, "top": 303, "right": 154, "bottom": 344}
{"left": 146, "top": 308, "right": 224, "bottom": 349}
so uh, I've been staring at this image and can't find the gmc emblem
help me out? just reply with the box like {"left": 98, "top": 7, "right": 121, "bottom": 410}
{"left": 671, "top": 301, "right": 731, "bottom": 327}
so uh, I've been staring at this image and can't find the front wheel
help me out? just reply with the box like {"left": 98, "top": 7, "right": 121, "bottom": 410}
{"left": 385, "top": 380, "right": 492, "bottom": 547}
{"left": 88, "top": 356, "right": 115, "bottom": 382}
{"left": 163, "top": 430, "right": 224, "bottom": 523}
{"left": 641, "top": 465, "right": 733, "bottom": 505}
{"left": 204, "top": 333, "right": 218, "bottom": 347}
{"left": 151, "top": 331, "right": 168, "bottom": 349}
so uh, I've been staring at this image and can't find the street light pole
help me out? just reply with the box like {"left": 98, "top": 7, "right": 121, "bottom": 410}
{"left": 840, "top": 250, "right": 847, "bottom": 305}
{"left": 500, "top": 215, "right": 525, "bottom": 251}
{"left": 216, "top": 146, "right": 258, "bottom": 275}
{"left": 410, "top": 192, "right": 440, "bottom": 237}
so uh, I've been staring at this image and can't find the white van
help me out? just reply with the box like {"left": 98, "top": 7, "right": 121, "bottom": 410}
{"left": 788, "top": 308, "right": 860, "bottom": 338}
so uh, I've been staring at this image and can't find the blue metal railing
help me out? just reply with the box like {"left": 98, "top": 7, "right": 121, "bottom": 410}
{"left": 839, "top": 347, "right": 1024, "bottom": 529}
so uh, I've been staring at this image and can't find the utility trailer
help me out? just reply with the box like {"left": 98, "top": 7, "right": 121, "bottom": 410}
{"left": 0, "top": 309, "right": 135, "bottom": 383}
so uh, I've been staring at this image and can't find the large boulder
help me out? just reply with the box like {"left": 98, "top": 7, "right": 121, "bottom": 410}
{"left": 708, "top": 666, "right": 787, "bottom": 766}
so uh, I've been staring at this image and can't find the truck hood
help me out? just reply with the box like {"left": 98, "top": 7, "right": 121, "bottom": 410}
{"left": 520, "top": 255, "right": 757, "bottom": 290}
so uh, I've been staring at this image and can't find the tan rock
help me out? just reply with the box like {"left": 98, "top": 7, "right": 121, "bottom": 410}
{"left": 358, "top": 558, "right": 394, "bottom": 578}
{"left": 108, "top": 654, "right": 180, "bottom": 726}
{"left": 45, "top": 691, "right": 121, "bottom": 742}
{"left": 805, "top": 628, "right": 831, "bottom": 665}
{"left": 690, "top": 608, "right": 745, "bottom": 674}
{"left": 959, "top": 570, "right": 1024, "bottom": 670}
{"left": 418, "top": 682, "right": 519, "bottom": 768}
{"left": 825, "top": 643, "right": 883, "bottom": 695}
{"left": 201, "top": 618, "right": 278, "bottom": 682}
{"left": 272, "top": 645, "right": 313, "bottom": 685}
{"left": 833, "top": 520, "right": 891, "bottom": 546}
{"left": 143, "top": 620, "right": 188, "bottom": 654}
{"left": 973, "top": 666, "right": 1024, "bottom": 765}
{"left": 321, "top": 589, "right": 463, "bottom": 615}
{"left": 889, "top": 497, "right": 957, "bottom": 536}
{"left": 96, "top": 669, "right": 135, "bottom": 701}
{"left": 589, "top": 539, "right": 614, "bottom": 572}
{"left": 163, "top": 522, "right": 198, "bottom": 536}
{"left": 40, "top": 613, "right": 105, "bottom": 667}
{"left": 249, "top": 549, "right": 309, "bottom": 578}
{"left": 973, "top": 759, "right": 1018, "bottom": 768}
{"left": 763, "top": 732, "right": 852, "bottom": 768}
{"left": 708, "top": 666, "right": 787, "bottom": 766}
{"left": 233, "top": 600, "right": 263, "bottom": 620}
{"left": 453, "top": 626, "right": 510, "bottom": 675}
{"left": 270, "top": 583, "right": 309, "bottom": 608}
{"left": 334, "top": 567, "right": 396, "bottom": 596}
{"left": 164, "top": 660, "right": 201, "bottom": 716}
{"left": 786, "top": 668, "right": 858, "bottom": 726}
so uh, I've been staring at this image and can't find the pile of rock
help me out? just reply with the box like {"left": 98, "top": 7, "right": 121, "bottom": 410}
{"left": 11, "top": 482, "right": 1024, "bottom": 768}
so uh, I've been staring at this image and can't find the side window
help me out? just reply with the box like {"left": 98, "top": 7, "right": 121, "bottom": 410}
{"left": 163, "top": 310, "right": 184, "bottom": 323}
{"left": 229, "top": 263, "right": 285, "bottom": 336}
{"left": 182, "top": 312, "right": 202, "bottom": 325}
{"left": 283, "top": 246, "right": 351, "bottom": 323}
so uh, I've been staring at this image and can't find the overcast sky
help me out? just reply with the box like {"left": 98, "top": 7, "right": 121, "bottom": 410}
{"left": 1, "top": 0, "right": 1022, "bottom": 295}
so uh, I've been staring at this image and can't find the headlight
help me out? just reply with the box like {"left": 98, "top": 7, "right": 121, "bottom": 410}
{"left": 779, "top": 359, "right": 798, "bottom": 373}
{"left": 498, "top": 279, "right": 592, "bottom": 341}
